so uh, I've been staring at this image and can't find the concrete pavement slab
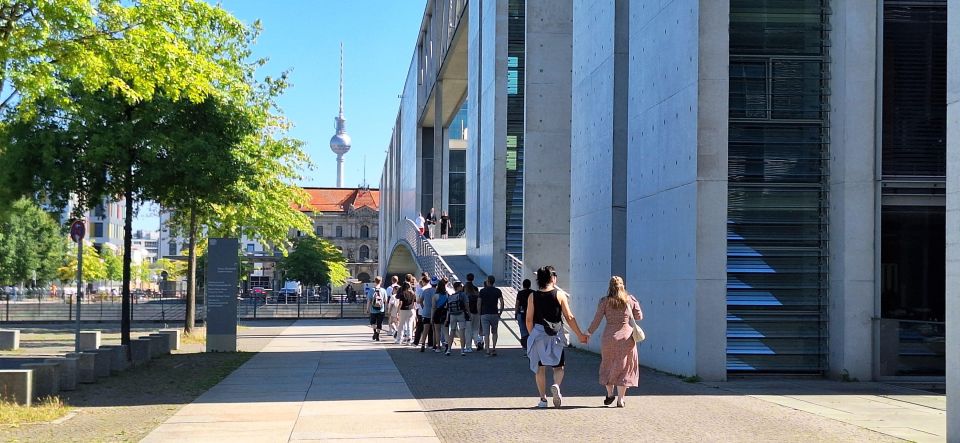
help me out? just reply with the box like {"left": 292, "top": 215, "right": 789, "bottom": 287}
{"left": 143, "top": 319, "right": 438, "bottom": 443}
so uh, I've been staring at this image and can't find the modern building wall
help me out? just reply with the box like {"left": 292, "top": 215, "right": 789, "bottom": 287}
{"left": 400, "top": 56, "right": 420, "bottom": 224}
{"left": 625, "top": 0, "right": 728, "bottom": 380}
{"left": 829, "top": 1, "right": 878, "bottom": 381}
{"left": 568, "top": 0, "right": 628, "bottom": 352}
{"left": 946, "top": 0, "right": 958, "bottom": 437}
{"left": 466, "top": 0, "right": 508, "bottom": 277}
{"left": 521, "top": 0, "right": 572, "bottom": 285}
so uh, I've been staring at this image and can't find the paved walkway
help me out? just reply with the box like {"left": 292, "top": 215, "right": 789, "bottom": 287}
{"left": 142, "top": 321, "right": 438, "bottom": 442}
{"left": 143, "top": 319, "right": 946, "bottom": 442}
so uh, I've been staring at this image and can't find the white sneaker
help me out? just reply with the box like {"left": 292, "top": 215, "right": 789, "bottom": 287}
{"left": 536, "top": 399, "right": 548, "bottom": 409}
{"left": 551, "top": 384, "right": 562, "bottom": 408}
{"left": 464, "top": 348, "right": 473, "bottom": 353}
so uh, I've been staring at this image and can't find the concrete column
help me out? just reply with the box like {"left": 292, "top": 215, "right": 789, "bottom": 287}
{"left": 946, "top": 0, "right": 958, "bottom": 439}
{"left": 569, "top": 0, "right": 628, "bottom": 351}
{"left": 523, "top": 0, "right": 572, "bottom": 286}
{"left": 433, "top": 79, "right": 445, "bottom": 215}
{"left": 625, "top": 0, "right": 728, "bottom": 381}
{"left": 466, "top": 0, "right": 508, "bottom": 277}
{"left": 828, "top": 1, "right": 878, "bottom": 382}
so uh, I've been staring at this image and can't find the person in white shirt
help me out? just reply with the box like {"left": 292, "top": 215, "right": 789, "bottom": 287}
{"left": 415, "top": 213, "right": 426, "bottom": 235}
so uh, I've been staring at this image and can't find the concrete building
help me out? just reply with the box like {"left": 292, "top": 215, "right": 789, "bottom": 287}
{"left": 131, "top": 230, "right": 159, "bottom": 263}
{"left": 52, "top": 195, "right": 126, "bottom": 251}
{"left": 380, "top": 0, "right": 955, "bottom": 435}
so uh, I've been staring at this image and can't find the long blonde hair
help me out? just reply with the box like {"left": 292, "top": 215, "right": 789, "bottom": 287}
{"left": 605, "top": 276, "right": 629, "bottom": 310}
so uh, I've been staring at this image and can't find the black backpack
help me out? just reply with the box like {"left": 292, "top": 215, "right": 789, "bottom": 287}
{"left": 447, "top": 292, "right": 466, "bottom": 316}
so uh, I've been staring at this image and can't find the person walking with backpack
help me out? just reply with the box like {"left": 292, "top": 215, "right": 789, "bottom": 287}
{"left": 394, "top": 282, "right": 417, "bottom": 345}
{"left": 464, "top": 273, "right": 482, "bottom": 352}
{"left": 367, "top": 276, "right": 389, "bottom": 341}
{"left": 516, "top": 279, "right": 534, "bottom": 354}
{"left": 445, "top": 282, "right": 470, "bottom": 356}
{"left": 526, "top": 265, "right": 589, "bottom": 408}
{"left": 432, "top": 278, "right": 450, "bottom": 352}
{"left": 417, "top": 277, "right": 438, "bottom": 352}
{"left": 585, "top": 276, "right": 643, "bottom": 407}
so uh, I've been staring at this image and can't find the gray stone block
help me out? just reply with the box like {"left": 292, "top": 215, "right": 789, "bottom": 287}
{"left": 66, "top": 352, "right": 97, "bottom": 383}
{"left": 43, "top": 357, "right": 78, "bottom": 391}
{"left": 158, "top": 329, "right": 181, "bottom": 351}
{"left": 21, "top": 362, "right": 59, "bottom": 399}
{"left": 98, "top": 345, "right": 129, "bottom": 373}
{"left": 91, "top": 349, "right": 111, "bottom": 378}
{"left": 0, "top": 330, "right": 20, "bottom": 351}
{"left": 0, "top": 369, "right": 32, "bottom": 406}
{"left": 130, "top": 339, "right": 152, "bottom": 366}
{"left": 148, "top": 334, "right": 171, "bottom": 355}
{"left": 79, "top": 330, "right": 101, "bottom": 351}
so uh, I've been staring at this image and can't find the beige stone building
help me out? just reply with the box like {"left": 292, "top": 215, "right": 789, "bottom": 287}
{"left": 301, "top": 186, "right": 380, "bottom": 283}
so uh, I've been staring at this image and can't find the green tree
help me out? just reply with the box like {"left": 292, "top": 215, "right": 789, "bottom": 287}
{"left": 154, "top": 75, "right": 312, "bottom": 334}
{"left": 58, "top": 242, "right": 105, "bottom": 283}
{"left": 0, "top": 0, "right": 251, "bottom": 114}
{"left": 0, "top": 198, "right": 65, "bottom": 286}
{"left": 0, "top": 0, "right": 259, "bottom": 347}
{"left": 101, "top": 247, "right": 123, "bottom": 286}
{"left": 279, "top": 237, "right": 349, "bottom": 288}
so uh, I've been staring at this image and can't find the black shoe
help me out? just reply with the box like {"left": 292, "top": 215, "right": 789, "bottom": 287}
{"left": 604, "top": 395, "right": 615, "bottom": 406}
{"left": 420, "top": 346, "right": 425, "bottom": 352}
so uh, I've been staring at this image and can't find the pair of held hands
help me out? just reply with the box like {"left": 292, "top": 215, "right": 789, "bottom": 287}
{"left": 578, "top": 332, "right": 590, "bottom": 344}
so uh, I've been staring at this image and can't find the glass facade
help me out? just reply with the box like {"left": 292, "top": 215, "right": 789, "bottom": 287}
{"left": 505, "top": 0, "right": 525, "bottom": 257}
{"left": 421, "top": 127, "right": 435, "bottom": 216}
{"left": 448, "top": 102, "right": 468, "bottom": 236}
{"left": 878, "top": 0, "right": 947, "bottom": 377}
{"left": 727, "top": 0, "right": 830, "bottom": 373}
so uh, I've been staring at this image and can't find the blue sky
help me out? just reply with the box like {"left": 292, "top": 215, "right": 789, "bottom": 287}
{"left": 135, "top": 0, "right": 425, "bottom": 230}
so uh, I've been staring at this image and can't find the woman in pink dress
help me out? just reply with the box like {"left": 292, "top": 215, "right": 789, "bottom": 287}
{"left": 585, "top": 276, "right": 643, "bottom": 407}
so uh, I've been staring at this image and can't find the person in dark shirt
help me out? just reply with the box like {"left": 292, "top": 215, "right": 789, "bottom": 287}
{"left": 465, "top": 273, "right": 482, "bottom": 352}
{"left": 515, "top": 279, "right": 534, "bottom": 354}
{"left": 478, "top": 275, "right": 504, "bottom": 356}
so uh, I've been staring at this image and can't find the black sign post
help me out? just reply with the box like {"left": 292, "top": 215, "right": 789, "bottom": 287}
{"left": 205, "top": 238, "right": 239, "bottom": 352}
{"left": 70, "top": 220, "right": 85, "bottom": 353}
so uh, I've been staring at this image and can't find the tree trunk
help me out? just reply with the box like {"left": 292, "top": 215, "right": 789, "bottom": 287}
{"left": 121, "top": 166, "right": 133, "bottom": 353}
{"left": 184, "top": 207, "right": 198, "bottom": 335}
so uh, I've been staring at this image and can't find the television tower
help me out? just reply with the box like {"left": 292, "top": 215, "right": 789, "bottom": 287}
{"left": 329, "top": 42, "right": 352, "bottom": 188}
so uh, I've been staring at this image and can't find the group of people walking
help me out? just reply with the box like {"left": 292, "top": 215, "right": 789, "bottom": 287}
{"left": 365, "top": 267, "right": 644, "bottom": 409}
{"left": 414, "top": 207, "right": 453, "bottom": 239}
{"left": 366, "top": 272, "right": 504, "bottom": 356}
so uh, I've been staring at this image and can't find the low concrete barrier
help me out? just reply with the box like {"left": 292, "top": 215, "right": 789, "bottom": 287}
{"left": 43, "top": 357, "right": 78, "bottom": 391}
{"left": 21, "top": 362, "right": 59, "bottom": 399}
{"left": 130, "top": 339, "right": 151, "bottom": 366}
{"left": 158, "top": 329, "right": 181, "bottom": 351}
{"left": 90, "top": 349, "right": 111, "bottom": 378}
{"left": 66, "top": 352, "right": 97, "bottom": 383}
{"left": 79, "top": 330, "right": 101, "bottom": 351}
{"left": 0, "top": 370, "right": 32, "bottom": 406}
{"left": 98, "top": 345, "right": 129, "bottom": 373}
{"left": 0, "top": 329, "right": 20, "bottom": 351}
{"left": 148, "top": 334, "right": 171, "bottom": 355}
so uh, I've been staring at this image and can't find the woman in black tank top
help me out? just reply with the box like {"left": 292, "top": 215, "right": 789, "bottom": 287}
{"left": 532, "top": 288, "right": 563, "bottom": 335}
{"left": 524, "top": 266, "right": 589, "bottom": 409}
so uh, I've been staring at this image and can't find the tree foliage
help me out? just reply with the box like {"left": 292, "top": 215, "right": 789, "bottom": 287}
{"left": 57, "top": 242, "right": 105, "bottom": 283}
{"left": 0, "top": 0, "right": 252, "bottom": 114}
{"left": 101, "top": 247, "right": 123, "bottom": 282}
{"left": 0, "top": 198, "right": 65, "bottom": 285}
{"left": 153, "top": 258, "right": 186, "bottom": 280}
{"left": 279, "top": 237, "right": 349, "bottom": 288}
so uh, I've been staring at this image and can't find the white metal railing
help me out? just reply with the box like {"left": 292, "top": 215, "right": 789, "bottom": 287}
{"left": 505, "top": 253, "right": 570, "bottom": 298}
{"left": 506, "top": 253, "right": 524, "bottom": 292}
{"left": 399, "top": 218, "right": 459, "bottom": 282}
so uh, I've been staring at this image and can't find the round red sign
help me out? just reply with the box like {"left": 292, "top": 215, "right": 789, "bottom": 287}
{"left": 70, "top": 220, "right": 86, "bottom": 243}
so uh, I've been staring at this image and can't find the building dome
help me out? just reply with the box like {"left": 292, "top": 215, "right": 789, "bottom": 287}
{"left": 330, "top": 133, "right": 351, "bottom": 155}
